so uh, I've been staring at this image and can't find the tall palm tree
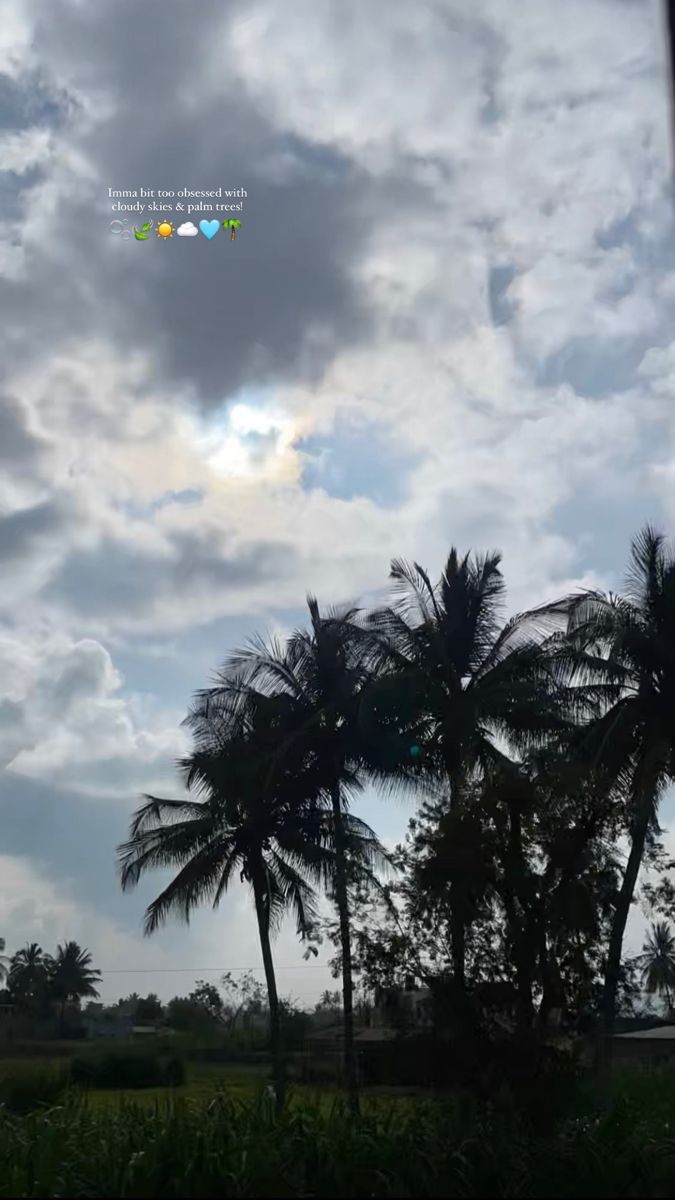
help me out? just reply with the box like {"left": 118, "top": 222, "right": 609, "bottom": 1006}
{"left": 363, "top": 550, "right": 569, "bottom": 991}
{"left": 640, "top": 922, "right": 675, "bottom": 1018}
{"left": 548, "top": 527, "right": 675, "bottom": 1039}
{"left": 118, "top": 690, "right": 386, "bottom": 1113}
{"left": 50, "top": 942, "right": 101, "bottom": 1029}
{"left": 8, "top": 942, "right": 52, "bottom": 1012}
{"left": 0, "top": 939, "right": 9, "bottom": 985}
{"left": 199, "top": 601, "right": 379, "bottom": 1114}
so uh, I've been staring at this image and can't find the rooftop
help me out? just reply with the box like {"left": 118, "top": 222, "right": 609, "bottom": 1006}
{"left": 614, "top": 1025, "right": 675, "bottom": 1040}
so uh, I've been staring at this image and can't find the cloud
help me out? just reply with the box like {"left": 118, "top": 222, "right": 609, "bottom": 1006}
{"left": 0, "top": 627, "right": 185, "bottom": 793}
{"left": 0, "top": 0, "right": 672, "bottom": 1003}
{"left": 176, "top": 220, "right": 198, "bottom": 236}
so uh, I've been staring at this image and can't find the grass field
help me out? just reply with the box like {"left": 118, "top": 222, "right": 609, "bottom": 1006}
{"left": 0, "top": 1052, "right": 424, "bottom": 1112}
{"left": 5, "top": 1049, "right": 675, "bottom": 1195}
{"left": 2, "top": 1068, "right": 675, "bottom": 1196}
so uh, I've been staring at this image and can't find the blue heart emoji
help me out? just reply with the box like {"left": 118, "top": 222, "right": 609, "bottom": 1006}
{"left": 199, "top": 219, "right": 219, "bottom": 240}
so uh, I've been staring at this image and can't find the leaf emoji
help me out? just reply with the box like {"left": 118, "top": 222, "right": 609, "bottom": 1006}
{"left": 141, "top": 221, "right": 152, "bottom": 232}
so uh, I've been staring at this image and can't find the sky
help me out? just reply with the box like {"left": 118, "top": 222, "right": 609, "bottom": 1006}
{"left": 0, "top": 0, "right": 674, "bottom": 1007}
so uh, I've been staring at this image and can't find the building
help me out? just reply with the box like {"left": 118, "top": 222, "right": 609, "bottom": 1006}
{"left": 305, "top": 980, "right": 435, "bottom": 1086}
{"left": 611, "top": 1024, "right": 675, "bottom": 1068}
{"left": 372, "top": 979, "right": 433, "bottom": 1030}
{"left": 83, "top": 1013, "right": 134, "bottom": 1039}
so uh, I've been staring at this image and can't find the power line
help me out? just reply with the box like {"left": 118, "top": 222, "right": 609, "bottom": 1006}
{"left": 97, "top": 965, "right": 331, "bottom": 974}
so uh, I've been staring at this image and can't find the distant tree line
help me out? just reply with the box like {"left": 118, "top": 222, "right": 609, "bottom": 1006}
{"left": 0, "top": 941, "right": 100, "bottom": 1031}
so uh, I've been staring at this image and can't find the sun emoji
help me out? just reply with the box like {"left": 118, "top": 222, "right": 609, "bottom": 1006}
{"left": 156, "top": 218, "right": 174, "bottom": 239}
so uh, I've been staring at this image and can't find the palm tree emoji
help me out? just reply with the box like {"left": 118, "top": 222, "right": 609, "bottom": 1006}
{"left": 223, "top": 218, "right": 241, "bottom": 241}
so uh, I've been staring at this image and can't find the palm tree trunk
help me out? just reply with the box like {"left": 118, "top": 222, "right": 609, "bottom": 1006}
{"left": 331, "top": 782, "right": 359, "bottom": 1115}
{"left": 501, "top": 891, "right": 534, "bottom": 1035}
{"left": 252, "top": 870, "right": 285, "bottom": 1114}
{"left": 449, "top": 768, "right": 466, "bottom": 991}
{"left": 599, "top": 800, "right": 652, "bottom": 1064}
{"left": 505, "top": 800, "right": 534, "bottom": 1034}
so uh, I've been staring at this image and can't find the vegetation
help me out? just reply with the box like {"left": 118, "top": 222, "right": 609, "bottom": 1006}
{"left": 639, "top": 922, "right": 675, "bottom": 1018}
{"left": 2, "top": 1074, "right": 675, "bottom": 1197}
{"left": 118, "top": 620, "right": 389, "bottom": 1112}
{"left": 3, "top": 524, "right": 675, "bottom": 1192}
{"left": 548, "top": 527, "right": 675, "bottom": 1040}
{"left": 109, "top": 526, "right": 675, "bottom": 1114}
{"left": 1, "top": 940, "right": 101, "bottom": 1031}
{"left": 70, "top": 1048, "right": 185, "bottom": 1090}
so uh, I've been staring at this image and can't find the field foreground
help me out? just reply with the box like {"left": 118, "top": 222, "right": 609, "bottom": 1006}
{"left": 2, "top": 1060, "right": 675, "bottom": 1197}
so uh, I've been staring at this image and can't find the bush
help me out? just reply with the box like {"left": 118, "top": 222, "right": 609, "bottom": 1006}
{"left": 70, "top": 1050, "right": 185, "bottom": 1090}
{"left": 0, "top": 1063, "right": 69, "bottom": 1115}
{"left": 163, "top": 1055, "right": 186, "bottom": 1087}
{"left": 296, "top": 1054, "right": 340, "bottom": 1085}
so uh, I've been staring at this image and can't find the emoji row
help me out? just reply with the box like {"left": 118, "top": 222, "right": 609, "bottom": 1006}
{"left": 109, "top": 218, "right": 242, "bottom": 241}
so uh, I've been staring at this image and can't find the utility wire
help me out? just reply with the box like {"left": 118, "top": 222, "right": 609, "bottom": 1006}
{"left": 97, "top": 965, "right": 332, "bottom": 974}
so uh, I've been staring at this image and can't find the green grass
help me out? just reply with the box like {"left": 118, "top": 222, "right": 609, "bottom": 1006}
{"left": 3, "top": 1080, "right": 675, "bottom": 1197}
{"left": 6, "top": 1055, "right": 675, "bottom": 1195}
{"left": 0, "top": 1053, "right": 419, "bottom": 1111}
{"left": 83, "top": 1061, "right": 272, "bottom": 1109}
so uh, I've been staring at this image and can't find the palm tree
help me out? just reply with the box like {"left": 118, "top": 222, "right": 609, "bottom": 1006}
{"left": 198, "top": 601, "right": 381, "bottom": 1114}
{"left": 0, "top": 939, "right": 9, "bottom": 984}
{"left": 548, "top": 527, "right": 675, "bottom": 1040}
{"left": 118, "top": 689, "right": 386, "bottom": 1113}
{"left": 640, "top": 922, "right": 675, "bottom": 1018}
{"left": 50, "top": 942, "right": 101, "bottom": 1029}
{"left": 363, "top": 551, "right": 569, "bottom": 992}
{"left": 8, "top": 942, "right": 52, "bottom": 1012}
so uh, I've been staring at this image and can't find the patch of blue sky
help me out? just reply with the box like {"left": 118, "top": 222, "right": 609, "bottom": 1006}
{"left": 538, "top": 335, "right": 650, "bottom": 397}
{"left": 117, "top": 488, "right": 204, "bottom": 521}
{"left": 298, "top": 417, "right": 421, "bottom": 507}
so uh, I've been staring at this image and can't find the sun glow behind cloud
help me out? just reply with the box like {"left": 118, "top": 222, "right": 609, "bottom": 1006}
{"left": 194, "top": 398, "right": 301, "bottom": 482}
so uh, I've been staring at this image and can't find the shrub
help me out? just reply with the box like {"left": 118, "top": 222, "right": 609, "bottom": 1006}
{"left": 163, "top": 1055, "right": 186, "bottom": 1087}
{"left": 0, "top": 1063, "right": 69, "bottom": 1115}
{"left": 69, "top": 1050, "right": 185, "bottom": 1090}
{"left": 296, "top": 1054, "right": 340, "bottom": 1084}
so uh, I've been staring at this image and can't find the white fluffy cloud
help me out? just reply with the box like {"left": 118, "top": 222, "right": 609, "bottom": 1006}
{"left": 0, "top": 629, "right": 185, "bottom": 795}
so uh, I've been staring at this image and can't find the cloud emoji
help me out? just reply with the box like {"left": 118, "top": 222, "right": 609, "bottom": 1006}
{"left": 177, "top": 221, "right": 198, "bottom": 237}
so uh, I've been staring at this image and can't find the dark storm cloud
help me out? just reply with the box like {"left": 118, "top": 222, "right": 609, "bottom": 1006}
{"left": 44, "top": 530, "right": 300, "bottom": 618}
{"left": 0, "top": 0, "right": 435, "bottom": 406}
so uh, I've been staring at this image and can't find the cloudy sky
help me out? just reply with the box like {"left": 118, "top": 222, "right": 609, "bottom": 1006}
{"left": 0, "top": 0, "right": 673, "bottom": 1005}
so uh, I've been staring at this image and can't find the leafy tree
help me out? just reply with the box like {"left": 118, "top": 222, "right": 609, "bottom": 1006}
{"left": 220, "top": 970, "right": 267, "bottom": 1029}
{"left": 134, "top": 993, "right": 163, "bottom": 1022}
{"left": 189, "top": 980, "right": 224, "bottom": 1021}
{"left": 165, "top": 995, "right": 215, "bottom": 1034}
{"left": 346, "top": 752, "right": 621, "bottom": 1051}
{"left": 278, "top": 996, "right": 312, "bottom": 1047}
{"left": 315, "top": 989, "right": 342, "bottom": 1012}
{"left": 549, "top": 527, "right": 675, "bottom": 1038}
